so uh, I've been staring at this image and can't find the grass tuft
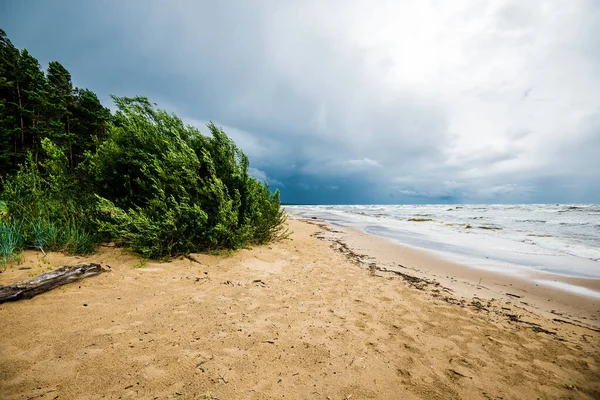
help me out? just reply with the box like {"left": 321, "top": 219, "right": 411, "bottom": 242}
{"left": 64, "top": 224, "right": 96, "bottom": 255}
{"left": 0, "top": 222, "right": 24, "bottom": 270}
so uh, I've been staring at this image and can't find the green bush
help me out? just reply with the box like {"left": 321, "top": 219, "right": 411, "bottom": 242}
{"left": 86, "top": 96, "right": 286, "bottom": 258}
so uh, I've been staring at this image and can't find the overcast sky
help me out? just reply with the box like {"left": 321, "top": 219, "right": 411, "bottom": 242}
{"left": 2, "top": 0, "right": 599, "bottom": 204}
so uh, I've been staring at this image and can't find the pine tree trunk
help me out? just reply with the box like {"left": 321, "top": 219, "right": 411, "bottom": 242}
{"left": 67, "top": 114, "right": 73, "bottom": 167}
{"left": 13, "top": 134, "right": 17, "bottom": 167}
{"left": 32, "top": 118, "right": 38, "bottom": 165}
{"left": 16, "top": 81, "right": 24, "bottom": 149}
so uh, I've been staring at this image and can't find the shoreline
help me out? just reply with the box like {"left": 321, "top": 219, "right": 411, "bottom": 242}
{"left": 287, "top": 205, "right": 600, "bottom": 281}
{"left": 296, "top": 215, "right": 600, "bottom": 331}
{"left": 0, "top": 218, "right": 599, "bottom": 399}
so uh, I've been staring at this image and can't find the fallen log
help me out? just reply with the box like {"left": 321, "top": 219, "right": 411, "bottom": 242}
{"left": 0, "top": 263, "right": 108, "bottom": 303}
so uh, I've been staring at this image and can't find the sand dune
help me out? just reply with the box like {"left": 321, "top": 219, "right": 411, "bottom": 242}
{"left": 0, "top": 218, "right": 598, "bottom": 399}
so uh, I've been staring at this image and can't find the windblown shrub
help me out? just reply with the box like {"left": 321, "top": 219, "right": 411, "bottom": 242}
{"left": 246, "top": 180, "right": 288, "bottom": 244}
{"left": 87, "top": 96, "right": 286, "bottom": 258}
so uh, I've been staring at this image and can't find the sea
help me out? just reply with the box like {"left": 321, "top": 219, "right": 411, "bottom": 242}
{"left": 287, "top": 204, "right": 600, "bottom": 283}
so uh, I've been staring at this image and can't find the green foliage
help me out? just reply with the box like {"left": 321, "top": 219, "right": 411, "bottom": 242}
{"left": 1, "top": 140, "right": 100, "bottom": 259}
{"left": 64, "top": 223, "right": 95, "bottom": 254}
{"left": 0, "top": 221, "right": 24, "bottom": 269}
{"left": 247, "top": 182, "right": 289, "bottom": 244}
{"left": 87, "top": 97, "right": 286, "bottom": 258}
{"left": 0, "top": 29, "right": 287, "bottom": 263}
{"left": 31, "top": 219, "right": 63, "bottom": 251}
{"left": 0, "top": 29, "right": 110, "bottom": 179}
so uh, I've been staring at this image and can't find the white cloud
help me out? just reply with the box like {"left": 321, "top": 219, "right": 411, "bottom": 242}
{"left": 269, "top": 178, "right": 285, "bottom": 188}
{"left": 342, "top": 158, "right": 383, "bottom": 169}
{"left": 248, "top": 167, "right": 267, "bottom": 182}
{"left": 248, "top": 167, "right": 285, "bottom": 188}
{"left": 183, "top": 118, "right": 278, "bottom": 162}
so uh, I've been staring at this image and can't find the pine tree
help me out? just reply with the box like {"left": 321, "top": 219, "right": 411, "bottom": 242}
{"left": 0, "top": 34, "right": 49, "bottom": 172}
{"left": 0, "top": 29, "right": 21, "bottom": 173}
{"left": 71, "top": 88, "right": 110, "bottom": 164}
{"left": 0, "top": 30, "right": 111, "bottom": 176}
{"left": 47, "top": 61, "right": 75, "bottom": 167}
{"left": 18, "top": 50, "right": 51, "bottom": 164}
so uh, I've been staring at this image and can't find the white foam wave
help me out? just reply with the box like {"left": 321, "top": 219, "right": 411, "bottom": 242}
{"left": 287, "top": 204, "right": 600, "bottom": 278}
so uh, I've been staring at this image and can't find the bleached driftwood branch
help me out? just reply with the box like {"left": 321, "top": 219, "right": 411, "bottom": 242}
{"left": 0, "top": 263, "right": 107, "bottom": 303}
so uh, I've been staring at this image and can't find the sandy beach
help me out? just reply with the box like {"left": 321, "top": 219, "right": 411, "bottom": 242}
{"left": 0, "top": 217, "right": 599, "bottom": 399}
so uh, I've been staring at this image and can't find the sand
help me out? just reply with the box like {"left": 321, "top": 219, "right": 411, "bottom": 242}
{"left": 326, "top": 221, "right": 600, "bottom": 331}
{"left": 0, "top": 217, "right": 599, "bottom": 399}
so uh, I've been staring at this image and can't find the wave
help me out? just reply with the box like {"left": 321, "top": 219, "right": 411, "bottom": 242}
{"left": 559, "top": 222, "right": 593, "bottom": 226}
{"left": 287, "top": 203, "right": 600, "bottom": 277}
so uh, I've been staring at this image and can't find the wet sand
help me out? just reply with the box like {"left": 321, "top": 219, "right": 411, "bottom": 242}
{"left": 0, "top": 218, "right": 599, "bottom": 399}
{"left": 322, "top": 219, "right": 600, "bottom": 331}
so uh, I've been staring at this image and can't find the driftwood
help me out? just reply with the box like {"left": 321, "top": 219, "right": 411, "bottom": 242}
{"left": 0, "top": 263, "right": 107, "bottom": 303}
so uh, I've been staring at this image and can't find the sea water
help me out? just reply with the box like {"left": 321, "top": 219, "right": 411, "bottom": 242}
{"left": 287, "top": 204, "right": 600, "bottom": 280}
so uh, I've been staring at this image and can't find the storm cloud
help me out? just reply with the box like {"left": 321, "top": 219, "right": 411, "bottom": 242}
{"left": 2, "top": 0, "right": 599, "bottom": 203}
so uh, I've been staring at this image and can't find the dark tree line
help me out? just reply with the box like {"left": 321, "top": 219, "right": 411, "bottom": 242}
{"left": 0, "top": 29, "right": 110, "bottom": 177}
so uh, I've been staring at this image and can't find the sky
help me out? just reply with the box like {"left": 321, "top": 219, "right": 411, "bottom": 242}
{"left": 1, "top": 0, "right": 599, "bottom": 204}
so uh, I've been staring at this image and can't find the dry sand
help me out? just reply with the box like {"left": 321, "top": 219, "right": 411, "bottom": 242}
{"left": 0, "top": 217, "right": 599, "bottom": 399}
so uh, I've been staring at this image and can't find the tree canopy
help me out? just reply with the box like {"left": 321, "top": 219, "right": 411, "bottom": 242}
{"left": 0, "top": 29, "right": 111, "bottom": 175}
